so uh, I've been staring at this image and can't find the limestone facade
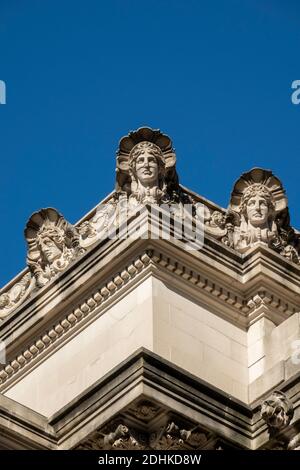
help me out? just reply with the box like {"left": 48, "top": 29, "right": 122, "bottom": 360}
{"left": 0, "top": 127, "right": 300, "bottom": 450}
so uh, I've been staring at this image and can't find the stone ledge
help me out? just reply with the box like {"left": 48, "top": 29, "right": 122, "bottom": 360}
{"left": 2, "top": 348, "right": 299, "bottom": 450}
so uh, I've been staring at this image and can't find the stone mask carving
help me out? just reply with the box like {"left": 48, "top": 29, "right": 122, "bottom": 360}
{"left": 224, "top": 168, "right": 300, "bottom": 261}
{"left": 260, "top": 391, "right": 294, "bottom": 433}
{"left": 25, "top": 208, "right": 83, "bottom": 287}
{"left": 242, "top": 185, "right": 274, "bottom": 228}
{"left": 78, "top": 127, "right": 192, "bottom": 249}
{"left": 116, "top": 127, "right": 186, "bottom": 206}
{"left": 129, "top": 141, "right": 166, "bottom": 204}
{"left": 237, "top": 183, "right": 277, "bottom": 248}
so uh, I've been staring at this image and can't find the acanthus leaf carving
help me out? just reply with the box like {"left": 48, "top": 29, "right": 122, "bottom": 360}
{"left": 127, "top": 400, "right": 161, "bottom": 421}
{"left": 78, "top": 199, "right": 119, "bottom": 249}
{"left": 0, "top": 272, "right": 34, "bottom": 319}
{"left": 203, "top": 207, "right": 228, "bottom": 241}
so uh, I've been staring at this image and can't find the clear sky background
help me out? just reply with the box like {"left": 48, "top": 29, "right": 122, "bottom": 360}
{"left": 0, "top": 0, "right": 300, "bottom": 286}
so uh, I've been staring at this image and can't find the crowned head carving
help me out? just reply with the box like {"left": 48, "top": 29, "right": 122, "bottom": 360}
{"left": 240, "top": 184, "right": 275, "bottom": 229}
{"left": 227, "top": 168, "right": 291, "bottom": 252}
{"left": 25, "top": 208, "right": 82, "bottom": 287}
{"left": 116, "top": 127, "right": 180, "bottom": 204}
{"left": 130, "top": 141, "right": 164, "bottom": 187}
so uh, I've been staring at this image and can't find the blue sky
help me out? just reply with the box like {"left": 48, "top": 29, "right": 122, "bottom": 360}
{"left": 0, "top": 0, "right": 300, "bottom": 285}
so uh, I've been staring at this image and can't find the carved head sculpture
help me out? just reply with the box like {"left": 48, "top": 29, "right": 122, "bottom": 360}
{"left": 129, "top": 141, "right": 165, "bottom": 188}
{"left": 228, "top": 168, "right": 289, "bottom": 251}
{"left": 25, "top": 208, "right": 81, "bottom": 287}
{"left": 116, "top": 127, "right": 179, "bottom": 204}
{"left": 261, "top": 391, "right": 294, "bottom": 432}
{"left": 240, "top": 184, "right": 275, "bottom": 229}
{"left": 36, "top": 226, "right": 65, "bottom": 263}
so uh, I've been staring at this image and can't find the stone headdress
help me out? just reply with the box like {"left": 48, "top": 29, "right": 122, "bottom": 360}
{"left": 115, "top": 127, "right": 179, "bottom": 202}
{"left": 229, "top": 168, "right": 287, "bottom": 220}
{"left": 25, "top": 208, "right": 81, "bottom": 287}
{"left": 227, "top": 168, "right": 299, "bottom": 259}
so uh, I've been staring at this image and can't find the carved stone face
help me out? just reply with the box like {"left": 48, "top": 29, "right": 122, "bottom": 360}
{"left": 39, "top": 235, "right": 63, "bottom": 263}
{"left": 260, "top": 391, "right": 294, "bottom": 430}
{"left": 135, "top": 151, "right": 159, "bottom": 187}
{"left": 246, "top": 195, "right": 269, "bottom": 227}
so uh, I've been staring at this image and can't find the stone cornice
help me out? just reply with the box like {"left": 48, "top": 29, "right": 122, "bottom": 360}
{"left": 0, "top": 393, "right": 55, "bottom": 449}
{"left": 0, "top": 250, "right": 153, "bottom": 390}
{"left": 1, "top": 204, "right": 300, "bottom": 331}
{"left": 0, "top": 184, "right": 209, "bottom": 296}
{"left": 0, "top": 349, "right": 299, "bottom": 450}
{"left": 1, "top": 209, "right": 300, "bottom": 391}
{"left": 0, "top": 257, "right": 297, "bottom": 392}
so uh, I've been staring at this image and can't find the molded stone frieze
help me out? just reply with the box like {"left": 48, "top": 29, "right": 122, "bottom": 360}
{"left": 202, "top": 206, "right": 229, "bottom": 243}
{"left": 77, "top": 420, "right": 216, "bottom": 451}
{"left": 78, "top": 198, "right": 119, "bottom": 249}
{"left": 0, "top": 273, "right": 34, "bottom": 319}
{"left": 127, "top": 400, "right": 161, "bottom": 421}
{"left": 77, "top": 423, "right": 146, "bottom": 450}
{"left": 261, "top": 391, "right": 294, "bottom": 434}
{"left": 25, "top": 208, "right": 84, "bottom": 288}
{"left": 149, "top": 421, "right": 213, "bottom": 450}
{"left": 223, "top": 168, "right": 300, "bottom": 262}
{"left": 75, "top": 431, "right": 104, "bottom": 450}
{"left": 103, "top": 424, "right": 143, "bottom": 450}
